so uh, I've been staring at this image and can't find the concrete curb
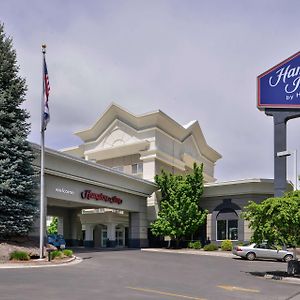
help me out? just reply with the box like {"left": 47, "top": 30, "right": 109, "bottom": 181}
{"left": 264, "top": 274, "right": 300, "bottom": 285}
{"left": 0, "top": 256, "right": 82, "bottom": 269}
{"left": 141, "top": 248, "right": 234, "bottom": 258}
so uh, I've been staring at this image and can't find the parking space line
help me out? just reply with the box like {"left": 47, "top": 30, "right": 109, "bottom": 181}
{"left": 217, "top": 285, "right": 260, "bottom": 293}
{"left": 126, "top": 286, "right": 207, "bottom": 300}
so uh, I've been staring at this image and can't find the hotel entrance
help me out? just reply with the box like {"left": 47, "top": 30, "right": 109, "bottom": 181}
{"left": 101, "top": 227, "right": 108, "bottom": 247}
{"left": 31, "top": 144, "right": 157, "bottom": 249}
{"left": 116, "top": 226, "right": 125, "bottom": 247}
{"left": 91, "top": 223, "right": 127, "bottom": 248}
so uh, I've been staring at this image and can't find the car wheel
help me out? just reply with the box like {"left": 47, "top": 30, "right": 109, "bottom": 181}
{"left": 246, "top": 252, "right": 256, "bottom": 261}
{"left": 283, "top": 254, "right": 293, "bottom": 262}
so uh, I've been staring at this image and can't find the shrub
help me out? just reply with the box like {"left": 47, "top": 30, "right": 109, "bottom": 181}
{"left": 221, "top": 240, "right": 233, "bottom": 251}
{"left": 188, "top": 241, "right": 194, "bottom": 248}
{"left": 51, "top": 250, "right": 63, "bottom": 260}
{"left": 188, "top": 241, "right": 202, "bottom": 249}
{"left": 203, "top": 243, "right": 218, "bottom": 251}
{"left": 192, "top": 241, "right": 202, "bottom": 249}
{"left": 9, "top": 250, "right": 30, "bottom": 261}
{"left": 63, "top": 249, "right": 73, "bottom": 257}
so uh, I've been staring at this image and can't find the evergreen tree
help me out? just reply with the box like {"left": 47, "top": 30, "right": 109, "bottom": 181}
{"left": 0, "top": 23, "right": 37, "bottom": 238}
{"left": 151, "top": 163, "right": 207, "bottom": 246}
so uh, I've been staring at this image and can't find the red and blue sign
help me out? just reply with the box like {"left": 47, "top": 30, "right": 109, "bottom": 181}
{"left": 257, "top": 51, "right": 300, "bottom": 110}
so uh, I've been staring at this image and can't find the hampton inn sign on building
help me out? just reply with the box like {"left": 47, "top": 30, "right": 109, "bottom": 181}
{"left": 30, "top": 103, "right": 285, "bottom": 247}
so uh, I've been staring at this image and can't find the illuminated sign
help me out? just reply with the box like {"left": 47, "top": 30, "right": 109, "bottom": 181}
{"left": 257, "top": 51, "right": 300, "bottom": 109}
{"left": 80, "top": 190, "right": 123, "bottom": 205}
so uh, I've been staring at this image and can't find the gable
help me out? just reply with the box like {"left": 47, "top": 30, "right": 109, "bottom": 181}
{"left": 85, "top": 120, "right": 143, "bottom": 152}
{"left": 182, "top": 135, "right": 202, "bottom": 161}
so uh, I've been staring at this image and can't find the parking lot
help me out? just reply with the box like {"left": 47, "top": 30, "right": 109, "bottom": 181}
{"left": 0, "top": 249, "right": 300, "bottom": 300}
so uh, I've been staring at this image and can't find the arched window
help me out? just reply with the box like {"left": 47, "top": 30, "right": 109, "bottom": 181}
{"left": 216, "top": 208, "right": 238, "bottom": 241}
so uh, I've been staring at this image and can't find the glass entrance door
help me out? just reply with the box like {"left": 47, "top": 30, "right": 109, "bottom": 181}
{"left": 116, "top": 227, "right": 124, "bottom": 247}
{"left": 101, "top": 228, "right": 107, "bottom": 247}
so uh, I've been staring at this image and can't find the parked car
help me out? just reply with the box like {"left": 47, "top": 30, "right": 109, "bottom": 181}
{"left": 232, "top": 242, "right": 294, "bottom": 262}
{"left": 48, "top": 234, "right": 66, "bottom": 249}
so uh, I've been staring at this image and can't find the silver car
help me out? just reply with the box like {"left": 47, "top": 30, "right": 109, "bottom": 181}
{"left": 232, "top": 243, "right": 294, "bottom": 262}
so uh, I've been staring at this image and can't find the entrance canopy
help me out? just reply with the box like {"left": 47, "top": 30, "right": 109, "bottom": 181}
{"left": 32, "top": 143, "right": 157, "bottom": 212}
{"left": 31, "top": 143, "right": 157, "bottom": 248}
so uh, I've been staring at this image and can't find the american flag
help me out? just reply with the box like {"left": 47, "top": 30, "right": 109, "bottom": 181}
{"left": 42, "top": 56, "right": 50, "bottom": 131}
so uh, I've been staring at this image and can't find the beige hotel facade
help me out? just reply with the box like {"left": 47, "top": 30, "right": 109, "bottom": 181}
{"left": 31, "top": 103, "right": 280, "bottom": 247}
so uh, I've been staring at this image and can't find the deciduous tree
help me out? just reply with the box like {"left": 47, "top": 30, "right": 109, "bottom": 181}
{"left": 151, "top": 163, "right": 207, "bottom": 247}
{"left": 47, "top": 217, "right": 58, "bottom": 235}
{"left": 243, "top": 190, "right": 300, "bottom": 258}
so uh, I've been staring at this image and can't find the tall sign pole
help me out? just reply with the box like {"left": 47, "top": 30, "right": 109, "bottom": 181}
{"left": 265, "top": 109, "right": 300, "bottom": 197}
{"left": 258, "top": 52, "right": 300, "bottom": 197}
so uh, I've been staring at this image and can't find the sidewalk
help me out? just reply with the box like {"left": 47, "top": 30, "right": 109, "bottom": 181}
{"left": 141, "top": 247, "right": 234, "bottom": 258}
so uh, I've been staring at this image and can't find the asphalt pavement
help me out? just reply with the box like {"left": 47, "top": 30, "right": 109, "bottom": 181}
{"left": 0, "top": 248, "right": 300, "bottom": 300}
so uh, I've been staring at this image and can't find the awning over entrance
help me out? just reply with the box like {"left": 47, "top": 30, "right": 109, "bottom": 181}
{"left": 31, "top": 143, "right": 157, "bottom": 248}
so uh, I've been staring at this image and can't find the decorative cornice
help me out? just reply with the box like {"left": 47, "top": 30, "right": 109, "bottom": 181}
{"left": 72, "top": 103, "right": 222, "bottom": 163}
{"left": 203, "top": 179, "right": 286, "bottom": 197}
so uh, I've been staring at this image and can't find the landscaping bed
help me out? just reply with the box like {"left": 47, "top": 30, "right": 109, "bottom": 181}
{"left": 0, "top": 238, "right": 73, "bottom": 264}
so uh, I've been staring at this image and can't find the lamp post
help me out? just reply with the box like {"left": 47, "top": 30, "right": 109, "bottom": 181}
{"left": 277, "top": 150, "right": 298, "bottom": 191}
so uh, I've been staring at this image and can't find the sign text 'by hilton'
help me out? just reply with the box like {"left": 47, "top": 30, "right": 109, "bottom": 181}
{"left": 257, "top": 51, "right": 300, "bottom": 109}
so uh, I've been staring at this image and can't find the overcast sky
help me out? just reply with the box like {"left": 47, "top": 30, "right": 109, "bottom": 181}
{"left": 1, "top": 0, "right": 300, "bottom": 182}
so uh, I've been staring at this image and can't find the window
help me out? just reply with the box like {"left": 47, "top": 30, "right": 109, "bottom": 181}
{"left": 217, "top": 220, "right": 226, "bottom": 240}
{"left": 216, "top": 209, "right": 238, "bottom": 241}
{"left": 132, "top": 163, "right": 143, "bottom": 175}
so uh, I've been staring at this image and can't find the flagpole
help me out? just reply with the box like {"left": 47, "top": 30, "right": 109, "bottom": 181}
{"left": 39, "top": 44, "right": 47, "bottom": 259}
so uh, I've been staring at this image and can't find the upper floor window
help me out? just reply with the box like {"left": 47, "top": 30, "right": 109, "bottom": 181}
{"left": 132, "top": 163, "right": 143, "bottom": 175}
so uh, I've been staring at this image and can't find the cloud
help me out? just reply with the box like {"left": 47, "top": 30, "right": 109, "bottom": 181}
{"left": 1, "top": 0, "right": 300, "bottom": 182}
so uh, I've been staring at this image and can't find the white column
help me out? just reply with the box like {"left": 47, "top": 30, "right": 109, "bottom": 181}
{"left": 141, "top": 159, "right": 156, "bottom": 181}
{"left": 70, "top": 210, "right": 82, "bottom": 246}
{"left": 107, "top": 223, "right": 116, "bottom": 242}
{"left": 84, "top": 224, "right": 94, "bottom": 241}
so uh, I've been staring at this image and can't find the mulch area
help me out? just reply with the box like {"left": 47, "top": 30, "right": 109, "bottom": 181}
{"left": 0, "top": 237, "right": 57, "bottom": 263}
